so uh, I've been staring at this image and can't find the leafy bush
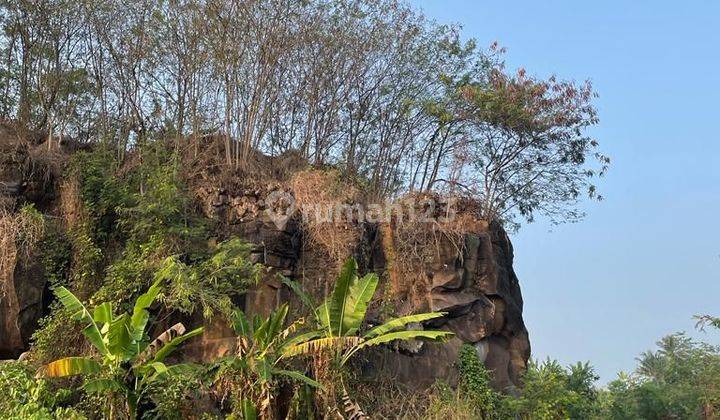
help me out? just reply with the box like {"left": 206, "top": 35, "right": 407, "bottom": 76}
{"left": 457, "top": 344, "right": 501, "bottom": 416}
{"left": 0, "top": 361, "right": 86, "bottom": 419}
{"left": 507, "top": 359, "right": 599, "bottom": 419}
{"left": 425, "top": 381, "right": 490, "bottom": 420}
{"left": 40, "top": 221, "right": 73, "bottom": 288}
{"left": 282, "top": 258, "right": 453, "bottom": 417}
{"left": 142, "top": 366, "right": 211, "bottom": 419}
{"left": 154, "top": 239, "right": 262, "bottom": 319}
{"left": 212, "top": 304, "right": 322, "bottom": 418}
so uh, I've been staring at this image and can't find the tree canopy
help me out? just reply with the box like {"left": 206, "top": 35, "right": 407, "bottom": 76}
{"left": 0, "top": 0, "right": 607, "bottom": 228}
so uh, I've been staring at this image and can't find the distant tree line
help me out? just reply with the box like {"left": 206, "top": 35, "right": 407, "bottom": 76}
{"left": 0, "top": 0, "right": 608, "bottom": 228}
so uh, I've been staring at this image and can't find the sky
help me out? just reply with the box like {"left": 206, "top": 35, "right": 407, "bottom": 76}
{"left": 416, "top": 0, "right": 720, "bottom": 383}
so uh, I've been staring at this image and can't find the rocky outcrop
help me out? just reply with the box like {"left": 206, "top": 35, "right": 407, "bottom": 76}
{"left": 0, "top": 123, "right": 71, "bottom": 358}
{"left": 0, "top": 254, "right": 47, "bottom": 358}
{"left": 193, "top": 185, "right": 531, "bottom": 391}
{"left": 364, "top": 220, "right": 530, "bottom": 391}
{"left": 0, "top": 129, "right": 530, "bottom": 389}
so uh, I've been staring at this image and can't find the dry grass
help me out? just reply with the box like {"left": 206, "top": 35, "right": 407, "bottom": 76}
{"left": 383, "top": 193, "right": 487, "bottom": 314}
{"left": 353, "top": 379, "right": 433, "bottom": 419}
{"left": 0, "top": 207, "right": 45, "bottom": 300}
{"left": 292, "top": 169, "right": 365, "bottom": 298}
{"left": 27, "top": 143, "right": 66, "bottom": 188}
{"left": 291, "top": 169, "right": 362, "bottom": 263}
{"left": 59, "top": 178, "right": 83, "bottom": 231}
{"left": 354, "top": 378, "right": 487, "bottom": 420}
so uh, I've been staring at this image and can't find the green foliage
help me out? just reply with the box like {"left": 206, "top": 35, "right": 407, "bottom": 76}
{"left": 565, "top": 362, "right": 601, "bottom": 419}
{"left": 0, "top": 361, "right": 86, "bottom": 419}
{"left": 425, "top": 381, "right": 496, "bottom": 420}
{"left": 457, "top": 344, "right": 500, "bottom": 416}
{"left": 60, "top": 149, "right": 127, "bottom": 293}
{"left": 154, "top": 239, "right": 262, "bottom": 319}
{"left": 67, "top": 149, "right": 128, "bottom": 243}
{"left": 58, "top": 145, "right": 255, "bottom": 322}
{"left": 40, "top": 222, "right": 73, "bottom": 288}
{"left": 118, "top": 144, "right": 205, "bottom": 246}
{"left": 85, "top": 143, "right": 206, "bottom": 305}
{"left": 507, "top": 359, "right": 599, "bottom": 419}
{"left": 420, "top": 347, "right": 507, "bottom": 420}
{"left": 696, "top": 314, "right": 720, "bottom": 331}
{"left": 31, "top": 304, "right": 87, "bottom": 364}
{"left": 40, "top": 281, "right": 203, "bottom": 419}
{"left": 284, "top": 258, "right": 453, "bottom": 366}
{"left": 212, "top": 304, "right": 322, "bottom": 417}
{"left": 600, "top": 333, "right": 720, "bottom": 419}
{"left": 141, "top": 365, "right": 209, "bottom": 420}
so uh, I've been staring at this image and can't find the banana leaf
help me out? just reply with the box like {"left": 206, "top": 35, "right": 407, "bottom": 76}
{"left": 41, "top": 357, "right": 102, "bottom": 377}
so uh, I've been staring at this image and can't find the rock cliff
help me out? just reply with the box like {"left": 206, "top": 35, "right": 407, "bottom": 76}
{"left": 188, "top": 180, "right": 530, "bottom": 392}
{"left": 0, "top": 127, "right": 530, "bottom": 391}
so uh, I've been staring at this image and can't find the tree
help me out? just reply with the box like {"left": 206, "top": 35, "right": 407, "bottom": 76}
{"left": 39, "top": 280, "right": 203, "bottom": 419}
{"left": 507, "top": 359, "right": 600, "bottom": 419}
{"left": 0, "top": 0, "right": 607, "bottom": 227}
{"left": 602, "top": 333, "right": 720, "bottom": 420}
{"left": 425, "top": 58, "right": 609, "bottom": 229}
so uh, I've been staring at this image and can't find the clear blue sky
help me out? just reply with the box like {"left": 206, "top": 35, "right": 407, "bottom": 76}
{"left": 417, "top": 0, "right": 720, "bottom": 382}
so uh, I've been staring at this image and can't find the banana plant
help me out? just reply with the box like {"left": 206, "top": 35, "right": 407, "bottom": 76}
{"left": 213, "top": 303, "right": 322, "bottom": 418}
{"left": 281, "top": 258, "right": 454, "bottom": 366}
{"left": 38, "top": 280, "right": 203, "bottom": 419}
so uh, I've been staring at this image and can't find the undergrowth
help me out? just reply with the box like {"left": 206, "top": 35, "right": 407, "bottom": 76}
{"left": 31, "top": 142, "right": 260, "bottom": 364}
{"left": 0, "top": 361, "right": 86, "bottom": 419}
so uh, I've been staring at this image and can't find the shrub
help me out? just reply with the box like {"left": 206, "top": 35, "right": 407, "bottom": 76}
{"left": 0, "top": 361, "right": 86, "bottom": 419}
{"left": 457, "top": 344, "right": 501, "bottom": 415}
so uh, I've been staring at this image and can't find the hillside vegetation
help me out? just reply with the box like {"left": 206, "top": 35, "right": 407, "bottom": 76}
{"left": 1, "top": 0, "right": 719, "bottom": 419}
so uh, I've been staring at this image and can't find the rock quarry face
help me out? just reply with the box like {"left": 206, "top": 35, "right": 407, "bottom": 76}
{"left": 191, "top": 185, "right": 531, "bottom": 392}
{"left": 0, "top": 125, "right": 51, "bottom": 358}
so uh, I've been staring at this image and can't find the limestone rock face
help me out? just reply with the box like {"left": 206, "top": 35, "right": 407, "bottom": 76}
{"left": 0, "top": 123, "right": 67, "bottom": 358}
{"left": 0, "top": 126, "right": 38, "bottom": 358}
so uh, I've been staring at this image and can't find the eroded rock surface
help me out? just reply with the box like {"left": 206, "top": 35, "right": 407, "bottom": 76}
{"left": 195, "top": 186, "right": 531, "bottom": 391}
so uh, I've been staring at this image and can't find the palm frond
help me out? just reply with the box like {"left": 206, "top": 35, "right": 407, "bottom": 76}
{"left": 275, "top": 369, "right": 323, "bottom": 390}
{"left": 92, "top": 302, "right": 113, "bottom": 325}
{"left": 137, "top": 323, "right": 186, "bottom": 363}
{"left": 150, "top": 326, "right": 204, "bottom": 363}
{"left": 328, "top": 258, "right": 358, "bottom": 336}
{"left": 359, "top": 330, "right": 452, "bottom": 349}
{"left": 83, "top": 378, "right": 125, "bottom": 394}
{"left": 342, "top": 330, "right": 453, "bottom": 365}
{"left": 341, "top": 383, "right": 369, "bottom": 420}
{"left": 280, "top": 275, "right": 317, "bottom": 315}
{"left": 232, "top": 309, "right": 251, "bottom": 337}
{"left": 107, "top": 313, "right": 133, "bottom": 359}
{"left": 343, "top": 273, "right": 379, "bottom": 335}
{"left": 130, "top": 278, "right": 162, "bottom": 341}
